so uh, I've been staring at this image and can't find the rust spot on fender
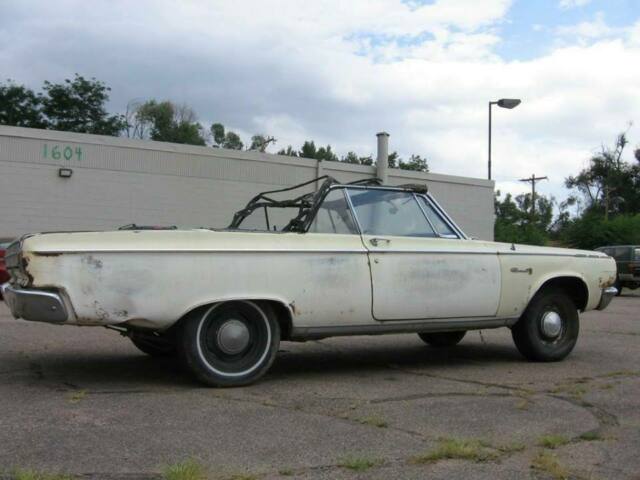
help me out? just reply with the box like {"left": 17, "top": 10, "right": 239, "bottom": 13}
{"left": 82, "top": 255, "right": 103, "bottom": 269}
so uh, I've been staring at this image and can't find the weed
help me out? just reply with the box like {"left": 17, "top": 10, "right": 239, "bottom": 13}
{"left": 530, "top": 451, "right": 570, "bottom": 480}
{"left": 601, "top": 370, "right": 639, "bottom": 378}
{"left": 495, "top": 442, "right": 526, "bottom": 454}
{"left": 537, "top": 434, "right": 570, "bottom": 449}
{"left": 13, "top": 470, "right": 74, "bottom": 480}
{"left": 578, "top": 431, "right": 603, "bottom": 442}
{"left": 337, "top": 456, "right": 380, "bottom": 471}
{"left": 356, "top": 416, "right": 388, "bottom": 428}
{"left": 162, "top": 459, "right": 207, "bottom": 480}
{"left": 411, "top": 438, "right": 495, "bottom": 464}
{"left": 67, "top": 390, "right": 86, "bottom": 403}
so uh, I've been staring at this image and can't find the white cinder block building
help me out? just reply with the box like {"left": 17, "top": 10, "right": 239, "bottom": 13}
{"left": 0, "top": 126, "right": 495, "bottom": 239}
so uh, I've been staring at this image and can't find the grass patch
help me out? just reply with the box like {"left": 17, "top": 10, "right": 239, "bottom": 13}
{"left": 495, "top": 442, "right": 526, "bottom": 454}
{"left": 356, "top": 415, "right": 388, "bottom": 428}
{"left": 537, "top": 434, "right": 570, "bottom": 449}
{"left": 67, "top": 390, "right": 86, "bottom": 403}
{"left": 13, "top": 470, "right": 74, "bottom": 480}
{"left": 530, "top": 451, "right": 570, "bottom": 480}
{"left": 411, "top": 438, "right": 495, "bottom": 464}
{"left": 601, "top": 370, "right": 640, "bottom": 378}
{"left": 337, "top": 456, "right": 380, "bottom": 472}
{"left": 278, "top": 469, "right": 294, "bottom": 476}
{"left": 516, "top": 398, "right": 530, "bottom": 410}
{"left": 162, "top": 459, "right": 207, "bottom": 480}
{"left": 551, "top": 384, "right": 587, "bottom": 398}
{"left": 578, "top": 430, "right": 604, "bottom": 442}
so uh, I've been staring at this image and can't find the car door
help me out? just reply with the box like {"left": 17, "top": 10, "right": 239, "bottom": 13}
{"left": 345, "top": 188, "right": 501, "bottom": 321}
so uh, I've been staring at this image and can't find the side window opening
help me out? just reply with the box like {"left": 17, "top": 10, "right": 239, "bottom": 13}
{"left": 346, "top": 189, "right": 437, "bottom": 238}
{"left": 308, "top": 189, "right": 358, "bottom": 234}
{"left": 418, "top": 196, "right": 458, "bottom": 238}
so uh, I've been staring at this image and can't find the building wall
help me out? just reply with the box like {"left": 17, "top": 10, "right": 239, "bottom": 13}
{"left": 0, "top": 126, "right": 495, "bottom": 240}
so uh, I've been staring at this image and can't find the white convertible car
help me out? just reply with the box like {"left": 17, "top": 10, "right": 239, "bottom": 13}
{"left": 2, "top": 177, "right": 617, "bottom": 386}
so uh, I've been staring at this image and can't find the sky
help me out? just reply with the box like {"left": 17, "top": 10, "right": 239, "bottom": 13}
{"left": 1, "top": 0, "right": 639, "bottom": 205}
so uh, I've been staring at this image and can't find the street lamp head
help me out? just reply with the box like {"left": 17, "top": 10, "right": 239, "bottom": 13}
{"left": 497, "top": 98, "right": 521, "bottom": 109}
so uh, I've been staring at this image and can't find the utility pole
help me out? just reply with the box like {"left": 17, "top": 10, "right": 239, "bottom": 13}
{"left": 519, "top": 174, "right": 548, "bottom": 219}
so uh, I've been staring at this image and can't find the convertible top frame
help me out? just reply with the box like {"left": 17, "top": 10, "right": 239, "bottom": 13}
{"left": 228, "top": 176, "right": 430, "bottom": 233}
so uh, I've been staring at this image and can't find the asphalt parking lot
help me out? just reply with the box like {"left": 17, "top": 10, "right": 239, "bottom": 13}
{"left": 1, "top": 293, "right": 639, "bottom": 480}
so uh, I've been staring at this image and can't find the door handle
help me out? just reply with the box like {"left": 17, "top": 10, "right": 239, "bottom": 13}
{"left": 370, "top": 238, "right": 391, "bottom": 247}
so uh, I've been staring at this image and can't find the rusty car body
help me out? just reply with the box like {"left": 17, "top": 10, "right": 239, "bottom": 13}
{"left": 2, "top": 177, "right": 618, "bottom": 386}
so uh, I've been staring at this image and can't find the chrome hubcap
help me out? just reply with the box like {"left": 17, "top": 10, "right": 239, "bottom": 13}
{"left": 541, "top": 311, "right": 563, "bottom": 339}
{"left": 217, "top": 319, "right": 250, "bottom": 355}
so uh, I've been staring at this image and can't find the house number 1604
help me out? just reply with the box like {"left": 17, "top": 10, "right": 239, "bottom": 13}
{"left": 43, "top": 144, "right": 83, "bottom": 161}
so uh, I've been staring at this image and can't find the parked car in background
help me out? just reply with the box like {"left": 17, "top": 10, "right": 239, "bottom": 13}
{"left": 595, "top": 245, "right": 640, "bottom": 295}
{"left": 0, "top": 239, "right": 14, "bottom": 299}
{"left": 2, "top": 177, "right": 617, "bottom": 387}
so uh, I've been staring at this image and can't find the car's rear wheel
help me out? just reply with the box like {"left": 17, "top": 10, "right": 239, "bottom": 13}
{"left": 418, "top": 331, "right": 466, "bottom": 347}
{"left": 511, "top": 289, "right": 579, "bottom": 362}
{"left": 130, "top": 332, "right": 176, "bottom": 357}
{"left": 178, "top": 300, "right": 280, "bottom": 387}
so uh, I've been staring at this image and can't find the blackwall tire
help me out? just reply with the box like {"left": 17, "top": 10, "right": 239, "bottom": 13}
{"left": 178, "top": 301, "right": 280, "bottom": 387}
{"left": 418, "top": 331, "right": 466, "bottom": 347}
{"left": 130, "top": 333, "right": 176, "bottom": 357}
{"left": 511, "top": 289, "right": 579, "bottom": 362}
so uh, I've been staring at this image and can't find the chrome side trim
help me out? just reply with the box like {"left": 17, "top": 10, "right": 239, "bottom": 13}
{"left": 413, "top": 193, "right": 441, "bottom": 238}
{"left": 290, "top": 317, "right": 518, "bottom": 340}
{"left": 425, "top": 193, "right": 469, "bottom": 239}
{"left": 1, "top": 283, "right": 68, "bottom": 323}
{"left": 597, "top": 287, "right": 617, "bottom": 311}
{"left": 498, "top": 252, "right": 608, "bottom": 258}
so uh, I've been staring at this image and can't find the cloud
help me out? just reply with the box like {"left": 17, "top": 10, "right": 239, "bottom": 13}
{"left": 558, "top": 0, "right": 592, "bottom": 9}
{"left": 0, "top": 0, "right": 639, "bottom": 207}
{"left": 556, "top": 12, "right": 619, "bottom": 43}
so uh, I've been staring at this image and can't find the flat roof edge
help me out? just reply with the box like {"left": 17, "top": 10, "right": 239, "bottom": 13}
{"left": 0, "top": 125, "right": 494, "bottom": 188}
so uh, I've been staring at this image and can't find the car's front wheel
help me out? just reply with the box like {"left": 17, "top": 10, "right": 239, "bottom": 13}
{"left": 418, "top": 331, "right": 466, "bottom": 347}
{"left": 178, "top": 300, "right": 280, "bottom": 387}
{"left": 511, "top": 289, "right": 579, "bottom": 362}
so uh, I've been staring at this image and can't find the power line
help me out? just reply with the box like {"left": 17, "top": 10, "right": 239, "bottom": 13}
{"left": 519, "top": 174, "right": 548, "bottom": 218}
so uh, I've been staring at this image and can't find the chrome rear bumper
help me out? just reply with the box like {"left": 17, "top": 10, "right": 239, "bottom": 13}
{"left": 597, "top": 286, "right": 618, "bottom": 311}
{"left": 1, "top": 283, "right": 68, "bottom": 323}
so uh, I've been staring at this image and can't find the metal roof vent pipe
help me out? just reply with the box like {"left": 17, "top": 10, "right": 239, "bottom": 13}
{"left": 376, "top": 131, "right": 389, "bottom": 184}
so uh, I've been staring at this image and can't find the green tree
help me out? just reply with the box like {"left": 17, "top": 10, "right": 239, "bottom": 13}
{"left": 399, "top": 154, "right": 429, "bottom": 172}
{"left": 565, "top": 132, "right": 640, "bottom": 218}
{"left": 494, "top": 190, "right": 553, "bottom": 245}
{"left": 560, "top": 212, "right": 640, "bottom": 250}
{"left": 250, "top": 134, "right": 276, "bottom": 152}
{"left": 134, "top": 100, "right": 205, "bottom": 145}
{"left": 0, "top": 81, "right": 45, "bottom": 128}
{"left": 316, "top": 144, "right": 338, "bottom": 162}
{"left": 341, "top": 151, "right": 373, "bottom": 165}
{"left": 388, "top": 151, "right": 399, "bottom": 168}
{"left": 277, "top": 145, "right": 299, "bottom": 157}
{"left": 40, "top": 74, "right": 124, "bottom": 135}
{"left": 210, "top": 123, "right": 244, "bottom": 150}
{"left": 211, "top": 123, "right": 225, "bottom": 145}
{"left": 299, "top": 141, "right": 317, "bottom": 159}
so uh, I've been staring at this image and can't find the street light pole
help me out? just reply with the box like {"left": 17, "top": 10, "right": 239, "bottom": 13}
{"left": 487, "top": 98, "right": 521, "bottom": 181}
{"left": 488, "top": 102, "right": 494, "bottom": 180}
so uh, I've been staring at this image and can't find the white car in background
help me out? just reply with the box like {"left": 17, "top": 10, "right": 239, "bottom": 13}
{"left": 2, "top": 176, "right": 617, "bottom": 386}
